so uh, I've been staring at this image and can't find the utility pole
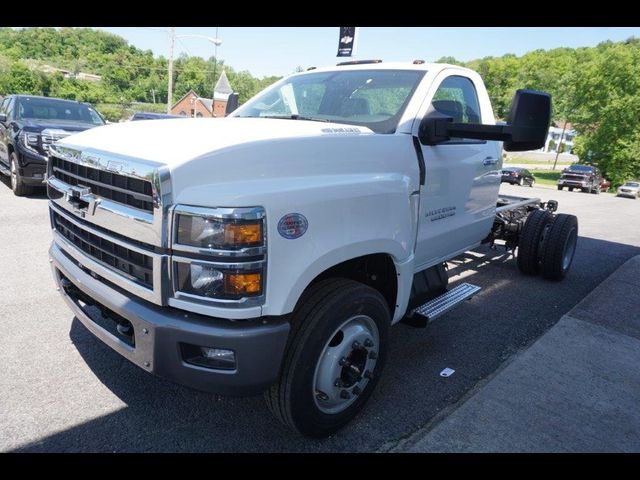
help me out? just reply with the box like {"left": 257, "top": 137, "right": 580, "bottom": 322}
{"left": 167, "top": 27, "right": 175, "bottom": 114}
{"left": 552, "top": 120, "right": 568, "bottom": 171}
{"left": 211, "top": 27, "right": 220, "bottom": 116}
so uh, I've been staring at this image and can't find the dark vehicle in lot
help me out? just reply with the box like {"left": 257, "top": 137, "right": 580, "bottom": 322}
{"left": 557, "top": 164, "right": 603, "bottom": 194}
{"left": 129, "top": 112, "right": 184, "bottom": 121}
{"left": 0, "top": 95, "right": 105, "bottom": 196}
{"left": 501, "top": 167, "right": 536, "bottom": 187}
{"left": 616, "top": 181, "right": 640, "bottom": 199}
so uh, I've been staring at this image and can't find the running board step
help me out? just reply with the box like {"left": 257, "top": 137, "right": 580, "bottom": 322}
{"left": 411, "top": 283, "right": 481, "bottom": 322}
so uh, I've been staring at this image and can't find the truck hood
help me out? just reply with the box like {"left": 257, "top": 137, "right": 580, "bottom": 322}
{"left": 17, "top": 119, "right": 99, "bottom": 133}
{"left": 58, "top": 117, "right": 373, "bottom": 166}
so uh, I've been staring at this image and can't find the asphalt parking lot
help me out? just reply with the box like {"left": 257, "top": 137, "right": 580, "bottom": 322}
{"left": 1, "top": 178, "right": 639, "bottom": 452}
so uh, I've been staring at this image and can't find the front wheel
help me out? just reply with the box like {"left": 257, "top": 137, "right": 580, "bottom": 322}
{"left": 265, "top": 278, "right": 390, "bottom": 437}
{"left": 518, "top": 177, "right": 524, "bottom": 186}
{"left": 530, "top": 179, "right": 536, "bottom": 187}
{"left": 557, "top": 185, "right": 563, "bottom": 191}
{"left": 10, "top": 153, "right": 33, "bottom": 197}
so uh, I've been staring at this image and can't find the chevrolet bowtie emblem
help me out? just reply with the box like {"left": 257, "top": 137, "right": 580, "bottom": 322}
{"left": 64, "top": 185, "right": 100, "bottom": 218}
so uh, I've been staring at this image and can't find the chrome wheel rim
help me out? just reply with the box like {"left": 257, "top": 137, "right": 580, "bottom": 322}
{"left": 10, "top": 158, "right": 17, "bottom": 191}
{"left": 313, "top": 315, "right": 379, "bottom": 414}
{"left": 562, "top": 227, "right": 578, "bottom": 270}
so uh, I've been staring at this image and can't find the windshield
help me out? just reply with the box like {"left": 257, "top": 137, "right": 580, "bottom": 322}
{"left": 624, "top": 182, "right": 639, "bottom": 187}
{"left": 232, "top": 69, "right": 426, "bottom": 134}
{"left": 569, "top": 165, "right": 593, "bottom": 172}
{"left": 17, "top": 97, "right": 105, "bottom": 126}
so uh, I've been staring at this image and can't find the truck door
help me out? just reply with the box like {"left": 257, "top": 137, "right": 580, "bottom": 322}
{"left": 0, "top": 97, "right": 9, "bottom": 166}
{"left": 413, "top": 73, "right": 501, "bottom": 270}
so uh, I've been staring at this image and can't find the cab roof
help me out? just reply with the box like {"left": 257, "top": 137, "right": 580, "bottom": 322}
{"left": 300, "top": 61, "right": 474, "bottom": 75}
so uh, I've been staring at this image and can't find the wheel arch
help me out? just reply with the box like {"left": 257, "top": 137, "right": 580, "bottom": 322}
{"left": 281, "top": 245, "right": 409, "bottom": 321}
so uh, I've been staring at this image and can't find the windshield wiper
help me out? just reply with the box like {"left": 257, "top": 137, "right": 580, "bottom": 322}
{"left": 242, "top": 114, "right": 330, "bottom": 123}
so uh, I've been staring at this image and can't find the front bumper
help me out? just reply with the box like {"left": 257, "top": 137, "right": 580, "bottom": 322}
{"left": 49, "top": 241, "right": 290, "bottom": 396}
{"left": 617, "top": 191, "right": 638, "bottom": 198}
{"left": 558, "top": 179, "right": 588, "bottom": 188}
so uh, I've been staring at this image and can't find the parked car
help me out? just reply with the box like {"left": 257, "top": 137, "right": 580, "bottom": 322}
{"left": 501, "top": 167, "right": 536, "bottom": 187}
{"left": 600, "top": 178, "right": 611, "bottom": 192}
{"left": 0, "top": 95, "right": 105, "bottom": 195}
{"left": 557, "top": 164, "right": 603, "bottom": 194}
{"left": 616, "top": 181, "right": 640, "bottom": 199}
{"left": 129, "top": 111, "right": 184, "bottom": 121}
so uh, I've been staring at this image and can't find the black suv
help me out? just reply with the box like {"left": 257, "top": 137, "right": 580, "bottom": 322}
{"left": 0, "top": 95, "right": 105, "bottom": 195}
{"left": 557, "top": 164, "right": 603, "bottom": 194}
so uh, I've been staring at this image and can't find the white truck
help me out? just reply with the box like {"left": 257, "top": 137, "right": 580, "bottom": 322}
{"left": 47, "top": 61, "right": 578, "bottom": 437}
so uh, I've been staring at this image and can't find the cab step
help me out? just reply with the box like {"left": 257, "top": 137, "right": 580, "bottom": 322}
{"left": 410, "top": 282, "right": 481, "bottom": 322}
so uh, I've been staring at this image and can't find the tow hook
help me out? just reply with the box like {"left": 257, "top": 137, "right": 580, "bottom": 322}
{"left": 116, "top": 321, "right": 133, "bottom": 337}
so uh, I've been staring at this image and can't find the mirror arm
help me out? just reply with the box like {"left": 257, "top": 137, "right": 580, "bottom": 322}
{"left": 444, "top": 122, "right": 512, "bottom": 142}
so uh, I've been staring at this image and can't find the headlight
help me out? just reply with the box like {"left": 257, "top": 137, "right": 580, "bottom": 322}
{"left": 19, "top": 132, "right": 40, "bottom": 152}
{"left": 175, "top": 261, "right": 263, "bottom": 299}
{"left": 174, "top": 206, "right": 265, "bottom": 250}
{"left": 172, "top": 205, "right": 266, "bottom": 305}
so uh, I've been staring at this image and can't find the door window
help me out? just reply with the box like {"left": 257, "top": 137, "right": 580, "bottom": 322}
{"left": 431, "top": 75, "right": 482, "bottom": 143}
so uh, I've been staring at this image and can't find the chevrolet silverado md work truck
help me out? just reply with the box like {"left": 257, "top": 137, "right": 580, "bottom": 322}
{"left": 47, "top": 61, "right": 578, "bottom": 437}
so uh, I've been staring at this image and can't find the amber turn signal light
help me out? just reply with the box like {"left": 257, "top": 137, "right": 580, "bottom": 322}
{"left": 224, "top": 272, "right": 262, "bottom": 296}
{"left": 224, "top": 223, "right": 262, "bottom": 246}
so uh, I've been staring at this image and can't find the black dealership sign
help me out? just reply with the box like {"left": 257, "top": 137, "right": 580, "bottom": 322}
{"left": 337, "top": 27, "right": 357, "bottom": 57}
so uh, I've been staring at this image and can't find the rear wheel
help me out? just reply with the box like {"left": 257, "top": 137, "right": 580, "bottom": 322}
{"left": 540, "top": 214, "right": 578, "bottom": 280}
{"left": 518, "top": 177, "right": 524, "bottom": 186}
{"left": 517, "top": 209, "right": 553, "bottom": 275}
{"left": 591, "top": 185, "right": 601, "bottom": 194}
{"left": 568, "top": 187, "right": 574, "bottom": 192}
{"left": 265, "top": 278, "right": 390, "bottom": 437}
{"left": 557, "top": 185, "right": 563, "bottom": 191}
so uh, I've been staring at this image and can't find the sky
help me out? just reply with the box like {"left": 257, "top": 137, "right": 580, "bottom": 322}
{"left": 98, "top": 27, "right": 640, "bottom": 78}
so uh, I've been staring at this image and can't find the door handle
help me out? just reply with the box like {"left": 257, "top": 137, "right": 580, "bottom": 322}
{"left": 483, "top": 157, "right": 499, "bottom": 166}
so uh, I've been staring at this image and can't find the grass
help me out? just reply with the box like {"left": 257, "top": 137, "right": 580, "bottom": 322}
{"left": 504, "top": 157, "right": 572, "bottom": 165}
{"left": 530, "top": 169, "right": 561, "bottom": 187}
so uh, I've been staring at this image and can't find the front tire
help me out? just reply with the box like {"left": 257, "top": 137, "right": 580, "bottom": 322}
{"left": 557, "top": 185, "right": 563, "bottom": 191}
{"left": 530, "top": 179, "right": 535, "bottom": 187}
{"left": 10, "top": 153, "right": 33, "bottom": 197}
{"left": 265, "top": 278, "right": 390, "bottom": 437}
{"left": 518, "top": 177, "right": 524, "bottom": 186}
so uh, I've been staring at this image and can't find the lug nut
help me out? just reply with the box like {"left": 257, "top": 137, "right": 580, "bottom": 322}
{"left": 352, "top": 386, "right": 362, "bottom": 396}
{"left": 369, "top": 351, "right": 377, "bottom": 360}
{"left": 334, "top": 379, "right": 343, "bottom": 388}
{"left": 364, "top": 370, "right": 373, "bottom": 379}
{"left": 339, "top": 357, "right": 350, "bottom": 367}
{"left": 352, "top": 341, "right": 362, "bottom": 350}
{"left": 364, "top": 339, "right": 374, "bottom": 348}
{"left": 340, "top": 390, "right": 351, "bottom": 400}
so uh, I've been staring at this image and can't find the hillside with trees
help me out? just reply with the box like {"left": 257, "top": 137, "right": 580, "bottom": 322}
{"left": 0, "top": 27, "right": 281, "bottom": 120}
{"left": 1, "top": 28, "right": 638, "bottom": 184}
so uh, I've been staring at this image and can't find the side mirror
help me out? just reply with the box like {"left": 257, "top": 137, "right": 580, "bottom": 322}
{"left": 225, "top": 93, "right": 239, "bottom": 116}
{"left": 0, "top": 112, "right": 6, "bottom": 124}
{"left": 419, "top": 89, "right": 551, "bottom": 152}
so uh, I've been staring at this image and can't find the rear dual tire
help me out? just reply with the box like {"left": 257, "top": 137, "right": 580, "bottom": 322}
{"left": 517, "top": 211, "right": 578, "bottom": 280}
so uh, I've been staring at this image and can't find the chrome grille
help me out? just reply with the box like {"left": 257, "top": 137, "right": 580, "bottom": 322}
{"left": 52, "top": 210, "right": 154, "bottom": 288}
{"left": 49, "top": 155, "right": 155, "bottom": 212}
